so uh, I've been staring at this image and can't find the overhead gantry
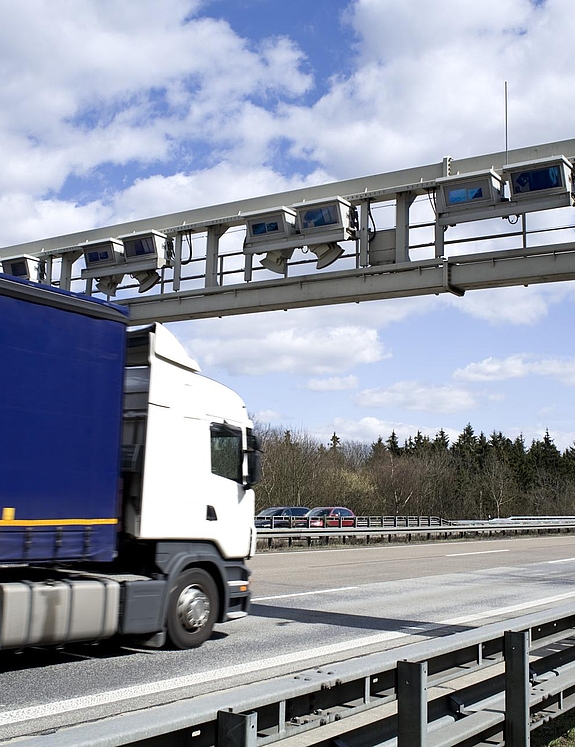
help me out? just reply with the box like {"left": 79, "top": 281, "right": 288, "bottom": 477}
{"left": 1, "top": 138, "right": 574, "bottom": 324}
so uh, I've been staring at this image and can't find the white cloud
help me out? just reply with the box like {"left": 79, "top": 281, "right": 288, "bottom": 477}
{"left": 2, "top": 0, "right": 575, "bottom": 223}
{"left": 5, "top": 0, "right": 574, "bottom": 258}
{"left": 0, "top": 193, "right": 111, "bottom": 247}
{"left": 348, "top": 0, "right": 538, "bottom": 66}
{"left": 183, "top": 324, "right": 387, "bottom": 375}
{"left": 354, "top": 381, "right": 478, "bottom": 413}
{"left": 454, "top": 354, "right": 529, "bottom": 381}
{"left": 0, "top": 160, "right": 336, "bottom": 248}
{"left": 531, "top": 359, "right": 575, "bottom": 386}
{"left": 109, "top": 162, "right": 332, "bottom": 222}
{"left": 441, "top": 285, "right": 551, "bottom": 326}
{"left": 454, "top": 354, "right": 575, "bottom": 385}
{"left": 0, "top": 0, "right": 314, "bottom": 200}
{"left": 173, "top": 296, "right": 433, "bottom": 346}
{"left": 0, "top": 2, "right": 308, "bottom": 114}
{"left": 273, "top": 0, "right": 575, "bottom": 179}
{"left": 253, "top": 409, "right": 282, "bottom": 424}
{"left": 307, "top": 375, "right": 358, "bottom": 392}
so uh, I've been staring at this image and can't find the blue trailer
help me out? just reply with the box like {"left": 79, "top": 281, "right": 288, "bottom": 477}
{"left": 0, "top": 273, "right": 128, "bottom": 564}
{"left": 0, "top": 275, "right": 259, "bottom": 650}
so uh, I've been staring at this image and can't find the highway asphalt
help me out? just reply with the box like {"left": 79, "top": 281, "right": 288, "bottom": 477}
{"left": 2, "top": 534, "right": 575, "bottom": 742}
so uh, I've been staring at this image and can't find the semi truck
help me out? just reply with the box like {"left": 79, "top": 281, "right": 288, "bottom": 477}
{"left": 0, "top": 273, "right": 260, "bottom": 650}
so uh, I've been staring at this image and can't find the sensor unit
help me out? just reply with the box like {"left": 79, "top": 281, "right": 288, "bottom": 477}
{"left": 436, "top": 170, "right": 503, "bottom": 225}
{"left": 503, "top": 156, "right": 573, "bottom": 201}
{"left": 120, "top": 230, "right": 168, "bottom": 263}
{"left": 1, "top": 255, "right": 43, "bottom": 282}
{"left": 245, "top": 208, "right": 297, "bottom": 244}
{"left": 243, "top": 208, "right": 297, "bottom": 255}
{"left": 82, "top": 238, "right": 124, "bottom": 269}
{"left": 243, "top": 198, "right": 355, "bottom": 273}
{"left": 294, "top": 197, "right": 353, "bottom": 236}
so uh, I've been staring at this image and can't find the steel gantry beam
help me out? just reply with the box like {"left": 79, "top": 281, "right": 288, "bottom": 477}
{"left": 124, "top": 241, "right": 575, "bottom": 324}
{"left": 1, "top": 137, "right": 575, "bottom": 324}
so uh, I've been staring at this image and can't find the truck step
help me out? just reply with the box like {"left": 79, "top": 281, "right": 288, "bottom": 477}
{"left": 57, "top": 569, "right": 153, "bottom": 583}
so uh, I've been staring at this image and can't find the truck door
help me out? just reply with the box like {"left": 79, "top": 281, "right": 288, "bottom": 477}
{"left": 207, "top": 422, "right": 254, "bottom": 558}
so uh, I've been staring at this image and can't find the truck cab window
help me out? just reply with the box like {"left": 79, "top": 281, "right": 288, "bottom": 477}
{"left": 210, "top": 424, "right": 243, "bottom": 483}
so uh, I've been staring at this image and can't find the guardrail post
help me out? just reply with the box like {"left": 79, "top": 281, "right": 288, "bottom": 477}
{"left": 504, "top": 630, "right": 530, "bottom": 747}
{"left": 397, "top": 659, "right": 428, "bottom": 746}
{"left": 218, "top": 709, "right": 257, "bottom": 747}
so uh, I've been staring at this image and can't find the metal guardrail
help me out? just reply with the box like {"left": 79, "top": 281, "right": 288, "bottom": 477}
{"left": 14, "top": 603, "right": 575, "bottom": 746}
{"left": 256, "top": 518, "right": 575, "bottom": 547}
{"left": 256, "top": 516, "right": 451, "bottom": 530}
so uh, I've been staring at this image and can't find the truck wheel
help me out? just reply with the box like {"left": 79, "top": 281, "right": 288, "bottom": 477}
{"left": 166, "top": 569, "right": 219, "bottom": 649}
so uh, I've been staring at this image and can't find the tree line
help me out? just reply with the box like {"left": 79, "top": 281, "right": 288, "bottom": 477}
{"left": 254, "top": 424, "right": 575, "bottom": 520}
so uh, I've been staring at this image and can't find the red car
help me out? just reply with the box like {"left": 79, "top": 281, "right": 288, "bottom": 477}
{"left": 305, "top": 507, "right": 356, "bottom": 527}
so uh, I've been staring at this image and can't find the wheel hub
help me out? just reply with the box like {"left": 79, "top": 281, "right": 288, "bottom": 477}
{"left": 176, "top": 585, "right": 211, "bottom": 632}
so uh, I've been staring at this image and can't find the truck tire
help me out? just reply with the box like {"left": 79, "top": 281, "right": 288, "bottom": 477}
{"left": 166, "top": 568, "right": 219, "bottom": 649}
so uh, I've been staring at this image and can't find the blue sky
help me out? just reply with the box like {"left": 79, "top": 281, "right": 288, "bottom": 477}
{"left": 1, "top": 0, "right": 575, "bottom": 448}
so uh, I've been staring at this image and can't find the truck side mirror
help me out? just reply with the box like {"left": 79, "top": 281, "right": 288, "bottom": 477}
{"left": 245, "top": 433, "right": 262, "bottom": 488}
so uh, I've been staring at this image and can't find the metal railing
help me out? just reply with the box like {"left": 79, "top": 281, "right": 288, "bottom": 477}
{"left": 255, "top": 517, "right": 575, "bottom": 548}
{"left": 255, "top": 515, "right": 451, "bottom": 530}
{"left": 15, "top": 603, "right": 575, "bottom": 746}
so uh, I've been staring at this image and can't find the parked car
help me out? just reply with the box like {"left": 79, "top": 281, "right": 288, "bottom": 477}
{"left": 254, "top": 506, "right": 310, "bottom": 528}
{"left": 304, "top": 506, "right": 356, "bottom": 527}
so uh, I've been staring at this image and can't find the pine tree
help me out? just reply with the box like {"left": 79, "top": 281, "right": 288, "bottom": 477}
{"left": 386, "top": 430, "right": 402, "bottom": 456}
{"left": 433, "top": 428, "right": 450, "bottom": 451}
{"left": 329, "top": 432, "right": 341, "bottom": 450}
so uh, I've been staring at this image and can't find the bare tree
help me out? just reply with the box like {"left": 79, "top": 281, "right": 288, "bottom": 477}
{"left": 481, "top": 452, "right": 516, "bottom": 518}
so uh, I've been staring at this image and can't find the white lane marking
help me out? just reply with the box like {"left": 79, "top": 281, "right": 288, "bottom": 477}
{"left": 259, "top": 544, "right": 426, "bottom": 556}
{"left": 4, "top": 590, "right": 575, "bottom": 727}
{"left": 446, "top": 549, "right": 510, "bottom": 557}
{"left": 257, "top": 557, "right": 575, "bottom": 601}
{"left": 254, "top": 586, "right": 358, "bottom": 601}
{"left": 0, "top": 629, "right": 411, "bottom": 726}
{"left": 444, "top": 591, "right": 575, "bottom": 625}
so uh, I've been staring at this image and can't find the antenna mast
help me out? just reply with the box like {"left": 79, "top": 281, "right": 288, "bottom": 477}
{"left": 504, "top": 81, "right": 509, "bottom": 165}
